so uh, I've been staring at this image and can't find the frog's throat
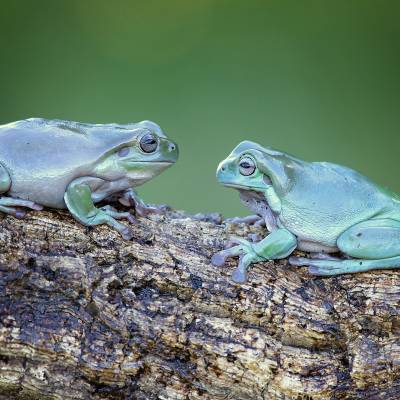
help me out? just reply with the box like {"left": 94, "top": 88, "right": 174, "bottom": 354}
{"left": 238, "top": 189, "right": 279, "bottom": 231}
{"left": 221, "top": 182, "right": 270, "bottom": 192}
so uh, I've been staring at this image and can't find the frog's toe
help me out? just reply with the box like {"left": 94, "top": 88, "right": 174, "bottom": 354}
{"left": 114, "top": 211, "right": 137, "bottom": 224}
{"left": 288, "top": 257, "right": 345, "bottom": 276}
{"left": 226, "top": 215, "right": 262, "bottom": 225}
{"left": 230, "top": 253, "right": 257, "bottom": 283}
{"left": 211, "top": 252, "right": 227, "bottom": 267}
{"left": 95, "top": 210, "right": 135, "bottom": 240}
{"left": 125, "top": 213, "right": 137, "bottom": 224}
{"left": 19, "top": 202, "right": 43, "bottom": 211}
{"left": 225, "top": 236, "right": 249, "bottom": 249}
{"left": 0, "top": 205, "right": 26, "bottom": 218}
{"left": 224, "top": 241, "right": 236, "bottom": 250}
{"left": 232, "top": 267, "right": 247, "bottom": 283}
{"left": 135, "top": 203, "right": 167, "bottom": 217}
{"left": 248, "top": 233, "right": 262, "bottom": 242}
{"left": 211, "top": 244, "right": 245, "bottom": 266}
{"left": 254, "top": 218, "right": 266, "bottom": 227}
{"left": 14, "top": 209, "right": 27, "bottom": 219}
{"left": 29, "top": 203, "right": 44, "bottom": 211}
{"left": 120, "top": 226, "right": 134, "bottom": 240}
{"left": 101, "top": 205, "right": 137, "bottom": 224}
{"left": 288, "top": 256, "right": 310, "bottom": 266}
{"left": 289, "top": 256, "right": 344, "bottom": 276}
{"left": 310, "top": 253, "right": 342, "bottom": 260}
{"left": 229, "top": 236, "right": 252, "bottom": 247}
{"left": 136, "top": 205, "right": 158, "bottom": 217}
{"left": 308, "top": 264, "right": 344, "bottom": 276}
{"left": 0, "top": 198, "right": 43, "bottom": 212}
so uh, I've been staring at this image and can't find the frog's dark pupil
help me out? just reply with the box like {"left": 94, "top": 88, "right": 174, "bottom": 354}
{"left": 239, "top": 158, "right": 255, "bottom": 176}
{"left": 140, "top": 133, "right": 158, "bottom": 153}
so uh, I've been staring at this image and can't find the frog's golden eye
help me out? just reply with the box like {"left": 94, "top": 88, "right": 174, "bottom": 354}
{"left": 140, "top": 132, "right": 158, "bottom": 153}
{"left": 118, "top": 147, "right": 130, "bottom": 157}
{"left": 239, "top": 157, "right": 256, "bottom": 176}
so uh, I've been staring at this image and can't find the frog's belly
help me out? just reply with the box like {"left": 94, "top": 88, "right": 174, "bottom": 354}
{"left": 296, "top": 240, "right": 338, "bottom": 253}
{"left": 7, "top": 173, "right": 74, "bottom": 209}
{"left": 278, "top": 205, "right": 378, "bottom": 248}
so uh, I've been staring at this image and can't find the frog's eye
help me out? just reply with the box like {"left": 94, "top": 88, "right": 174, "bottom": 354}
{"left": 140, "top": 133, "right": 158, "bottom": 153}
{"left": 118, "top": 147, "right": 130, "bottom": 157}
{"left": 239, "top": 157, "right": 256, "bottom": 176}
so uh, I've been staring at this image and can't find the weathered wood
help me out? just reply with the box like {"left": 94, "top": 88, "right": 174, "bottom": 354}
{"left": 0, "top": 208, "right": 399, "bottom": 399}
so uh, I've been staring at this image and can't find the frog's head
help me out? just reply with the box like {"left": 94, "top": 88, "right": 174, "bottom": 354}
{"left": 216, "top": 141, "right": 299, "bottom": 195}
{"left": 93, "top": 121, "right": 178, "bottom": 185}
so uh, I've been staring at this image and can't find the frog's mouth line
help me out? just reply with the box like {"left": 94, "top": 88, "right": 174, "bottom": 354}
{"left": 124, "top": 160, "right": 175, "bottom": 164}
{"left": 221, "top": 182, "right": 269, "bottom": 191}
{"left": 220, "top": 174, "right": 273, "bottom": 190}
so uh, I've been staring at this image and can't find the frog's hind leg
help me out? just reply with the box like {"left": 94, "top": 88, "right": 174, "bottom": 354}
{"left": 0, "top": 198, "right": 43, "bottom": 218}
{"left": 0, "top": 163, "right": 43, "bottom": 218}
{"left": 290, "top": 255, "right": 400, "bottom": 276}
{"left": 289, "top": 218, "right": 400, "bottom": 276}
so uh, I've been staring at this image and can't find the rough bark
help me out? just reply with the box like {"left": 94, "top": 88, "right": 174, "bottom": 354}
{"left": 0, "top": 207, "right": 399, "bottom": 400}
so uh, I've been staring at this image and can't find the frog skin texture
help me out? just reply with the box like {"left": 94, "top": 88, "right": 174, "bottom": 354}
{"left": 0, "top": 118, "right": 178, "bottom": 239}
{"left": 211, "top": 141, "right": 400, "bottom": 283}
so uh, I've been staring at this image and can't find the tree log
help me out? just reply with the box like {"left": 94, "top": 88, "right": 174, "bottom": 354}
{"left": 0, "top": 208, "right": 399, "bottom": 399}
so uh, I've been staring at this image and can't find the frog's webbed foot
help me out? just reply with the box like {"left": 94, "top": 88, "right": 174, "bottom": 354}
{"left": 119, "top": 188, "right": 168, "bottom": 217}
{"left": 96, "top": 205, "right": 136, "bottom": 240}
{"left": 0, "top": 197, "right": 43, "bottom": 219}
{"left": 211, "top": 236, "right": 263, "bottom": 283}
{"left": 99, "top": 205, "right": 137, "bottom": 224}
{"left": 225, "top": 215, "right": 266, "bottom": 227}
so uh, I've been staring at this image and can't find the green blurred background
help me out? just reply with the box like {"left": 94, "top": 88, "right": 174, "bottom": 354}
{"left": 1, "top": 0, "right": 399, "bottom": 217}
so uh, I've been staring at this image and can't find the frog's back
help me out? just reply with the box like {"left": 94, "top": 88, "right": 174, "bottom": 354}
{"left": 318, "top": 161, "right": 400, "bottom": 209}
{"left": 0, "top": 118, "right": 143, "bottom": 207}
{"left": 280, "top": 160, "right": 400, "bottom": 246}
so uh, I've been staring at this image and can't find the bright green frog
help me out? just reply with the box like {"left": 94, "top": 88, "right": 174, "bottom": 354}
{"left": 0, "top": 118, "right": 178, "bottom": 239}
{"left": 212, "top": 141, "right": 400, "bottom": 282}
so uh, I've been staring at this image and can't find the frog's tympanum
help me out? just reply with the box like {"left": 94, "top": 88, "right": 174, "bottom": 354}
{"left": 212, "top": 141, "right": 400, "bottom": 282}
{"left": 0, "top": 118, "right": 178, "bottom": 239}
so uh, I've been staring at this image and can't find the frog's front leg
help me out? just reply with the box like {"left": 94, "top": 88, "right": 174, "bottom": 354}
{"left": 0, "top": 163, "right": 43, "bottom": 218}
{"left": 118, "top": 188, "right": 167, "bottom": 217}
{"left": 212, "top": 228, "right": 297, "bottom": 283}
{"left": 289, "top": 218, "right": 400, "bottom": 276}
{"left": 225, "top": 207, "right": 277, "bottom": 231}
{"left": 64, "top": 177, "right": 135, "bottom": 240}
{"left": 225, "top": 215, "right": 266, "bottom": 227}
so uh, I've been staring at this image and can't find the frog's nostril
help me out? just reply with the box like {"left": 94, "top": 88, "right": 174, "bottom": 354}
{"left": 168, "top": 143, "right": 176, "bottom": 151}
{"left": 221, "top": 166, "right": 226, "bottom": 172}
